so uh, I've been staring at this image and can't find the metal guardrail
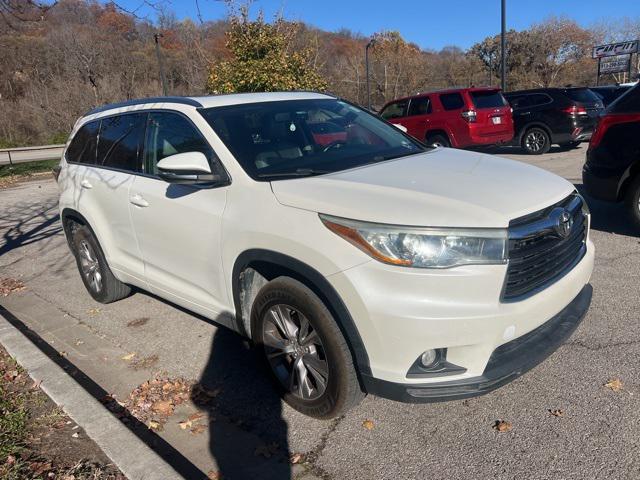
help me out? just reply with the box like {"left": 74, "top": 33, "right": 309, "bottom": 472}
{"left": 0, "top": 144, "right": 65, "bottom": 166}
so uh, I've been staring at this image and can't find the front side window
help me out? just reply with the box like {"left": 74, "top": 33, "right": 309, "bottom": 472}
{"left": 439, "top": 93, "right": 465, "bottom": 111}
{"left": 200, "top": 99, "right": 425, "bottom": 181}
{"left": 380, "top": 100, "right": 408, "bottom": 120}
{"left": 66, "top": 120, "right": 99, "bottom": 164}
{"left": 97, "top": 113, "right": 147, "bottom": 172}
{"left": 143, "top": 112, "right": 217, "bottom": 176}
{"left": 408, "top": 97, "right": 431, "bottom": 116}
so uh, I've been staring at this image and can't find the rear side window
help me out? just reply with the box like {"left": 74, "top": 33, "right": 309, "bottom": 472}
{"left": 507, "top": 95, "right": 529, "bottom": 109}
{"left": 144, "top": 112, "right": 215, "bottom": 176}
{"left": 439, "top": 93, "right": 464, "bottom": 111}
{"left": 380, "top": 100, "right": 408, "bottom": 120}
{"left": 609, "top": 85, "right": 640, "bottom": 113}
{"left": 528, "top": 94, "right": 553, "bottom": 107}
{"left": 407, "top": 97, "right": 431, "bottom": 116}
{"left": 97, "top": 113, "right": 146, "bottom": 172}
{"left": 563, "top": 88, "right": 600, "bottom": 104}
{"left": 66, "top": 120, "right": 99, "bottom": 164}
{"left": 470, "top": 91, "right": 506, "bottom": 109}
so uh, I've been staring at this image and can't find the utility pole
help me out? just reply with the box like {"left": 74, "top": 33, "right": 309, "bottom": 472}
{"left": 365, "top": 38, "right": 376, "bottom": 111}
{"left": 500, "top": 0, "right": 507, "bottom": 91}
{"left": 154, "top": 33, "right": 168, "bottom": 96}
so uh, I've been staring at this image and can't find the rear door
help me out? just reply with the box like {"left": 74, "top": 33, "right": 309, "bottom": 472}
{"left": 437, "top": 92, "right": 467, "bottom": 146}
{"left": 76, "top": 113, "right": 147, "bottom": 281}
{"left": 403, "top": 96, "right": 432, "bottom": 140}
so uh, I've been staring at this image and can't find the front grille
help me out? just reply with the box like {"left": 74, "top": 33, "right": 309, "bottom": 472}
{"left": 503, "top": 194, "right": 587, "bottom": 301}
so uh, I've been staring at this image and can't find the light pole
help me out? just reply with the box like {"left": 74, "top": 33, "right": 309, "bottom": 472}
{"left": 500, "top": 0, "right": 506, "bottom": 91}
{"left": 154, "top": 33, "right": 168, "bottom": 96}
{"left": 365, "top": 38, "right": 376, "bottom": 111}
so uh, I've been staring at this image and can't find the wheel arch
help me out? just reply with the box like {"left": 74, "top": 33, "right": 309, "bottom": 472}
{"left": 60, "top": 208, "right": 92, "bottom": 250}
{"left": 232, "top": 249, "right": 371, "bottom": 376}
{"left": 517, "top": 122, "right": 553, "bottom": 144}
{"left": 424, "top": 129, "right": 453, "bottom": 146}
{"left": 618, "top": 160, "right": 640, "bottom": 201}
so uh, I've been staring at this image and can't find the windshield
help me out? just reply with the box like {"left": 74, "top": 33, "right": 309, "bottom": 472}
{"left": 470, "top": 90, "right": 507, "bottom": 109}
{"left": 199, "top": 98, "right": 426, "bottom": 181}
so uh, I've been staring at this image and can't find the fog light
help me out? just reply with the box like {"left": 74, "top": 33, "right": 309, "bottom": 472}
{"left": 420, "top": 349, "right": 438, "bottom": 368}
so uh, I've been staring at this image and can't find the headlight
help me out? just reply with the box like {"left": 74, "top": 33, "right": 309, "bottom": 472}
{"left": 320, "top": 214, "right": 507, "bottom": 268}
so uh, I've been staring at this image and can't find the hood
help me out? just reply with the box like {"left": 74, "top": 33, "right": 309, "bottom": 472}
{"left": 270, "top": 148, "right": 575, "bottom": 228}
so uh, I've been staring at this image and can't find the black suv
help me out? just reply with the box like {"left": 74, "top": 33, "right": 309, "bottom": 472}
{"left": 505, "top": 88, "right": 604, "bottom": 154}
{"left": 590, "top": 85, "right": 633, "bottom": 107}
{"left": 583, "top": 83, "right": 640, "bottom": 228}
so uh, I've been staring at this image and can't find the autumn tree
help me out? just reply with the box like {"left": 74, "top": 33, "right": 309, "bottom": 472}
{"left": 206, "top": 7, "right": 327, "bottom": 93}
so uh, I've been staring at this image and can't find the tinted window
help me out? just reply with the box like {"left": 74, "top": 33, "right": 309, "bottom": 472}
{"left": 200, "top": 99, "right": 424, "bottom": 181}
{"left": 97, "top": 113, "right": 146, "bottom": 172}
{"left": 563, "top": 88, "right": 600, "bottom": 104}
{"left": 408, "top": 97, "right": 431, "bottom": 116}
{"left": 610, "top": 84, "right": 640, "bottom": 113}
{"left": 144, "top": 112, "right": 216, "bottom": 176}
{"left": 66, "top": 120, "right": 99, "bottom": 164}
{"left": 470, "top": 90, "right": 506, "bottom": 109}
{"left": 440, "top": 93, "right": 464, "bottom": 110}
{"left": 507, "top": 95, "right": 530, "bottom": 109}
{"left": 528, "top": 94, "right": 553, "bottom": 107}
{"left": 380, "top": 100, "right": 408, "bottom": 119}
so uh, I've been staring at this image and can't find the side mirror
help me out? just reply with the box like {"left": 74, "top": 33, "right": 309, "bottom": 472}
{"left": 393, "top": 123, "right": 408, "bottom": 133}
{"left": 157, "top": 152, "right": 221, "bottom": 185}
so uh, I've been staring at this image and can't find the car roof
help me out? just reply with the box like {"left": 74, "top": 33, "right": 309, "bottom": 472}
{"left": 505, "top": 87, "right": 590, "bottom": 96}
{"left": 383, "top": 86, "right": 500, "bottom": 105}
{"left": 84, "top": 91, "right": 335, "bottom": 117}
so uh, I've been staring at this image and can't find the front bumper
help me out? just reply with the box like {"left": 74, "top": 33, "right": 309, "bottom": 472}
{"left": 361, "top": 284, "right": 592, "bottom": 402}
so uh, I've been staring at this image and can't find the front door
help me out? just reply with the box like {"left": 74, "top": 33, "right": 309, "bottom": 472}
{"left": 129, "top": 111, "right": 230, "bottom": 318}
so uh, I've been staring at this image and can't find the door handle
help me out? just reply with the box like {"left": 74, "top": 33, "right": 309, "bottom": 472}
{"left": 80, "top": 180, "right": 93, "bottom": 189}
{"left": 130, "top": 194, "right": 149, "bottom": 208}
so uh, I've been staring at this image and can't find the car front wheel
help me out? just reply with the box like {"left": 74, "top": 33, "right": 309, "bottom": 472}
{"left": 251, "top": 277, "right": 364, "bottom": 419}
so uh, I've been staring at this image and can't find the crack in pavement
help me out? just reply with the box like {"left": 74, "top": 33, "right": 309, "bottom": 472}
{"left": 564, "top": 338, "right": 640, "bottom": 351}
{"left": 297, "top": 416, "right": 344, "bottom": 480}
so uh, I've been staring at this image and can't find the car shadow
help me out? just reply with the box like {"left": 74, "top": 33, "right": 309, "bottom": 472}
{"left": 192, "top": 326, "right": 292, "bottom": 480}
{"left": 575, "top": 185, "right": 639, "bottom": 237}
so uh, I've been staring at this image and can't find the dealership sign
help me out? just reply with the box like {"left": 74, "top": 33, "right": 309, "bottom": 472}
{"left": 592, "top": 40, "right": 638, "bottom": 59}
{"left": 599, "top": 54, "right": 631, "bottom": 74}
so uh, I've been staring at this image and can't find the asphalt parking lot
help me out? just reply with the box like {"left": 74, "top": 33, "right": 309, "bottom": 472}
{"left": 1, "top": 143, "right": 639, "bottom": 480}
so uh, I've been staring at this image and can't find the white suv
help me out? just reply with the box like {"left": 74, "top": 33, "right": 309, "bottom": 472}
{"left": 57, "top": 92, "right": 594, "bottom": 419}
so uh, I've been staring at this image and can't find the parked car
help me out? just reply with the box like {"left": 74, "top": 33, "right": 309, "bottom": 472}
{"left": 590, "top": 85, "right": 632, "bottom": 107}
{"left": 505, "top": 87, "right": 604, "bottom": 154}
{"left": 379, "top": 87, "right": 514, "bottom": 148}
{"left": 583, "top": 83, "right": 640, "bottom": 228}
{"left": 57, "top": 92, "right": 593, "bottom": 419}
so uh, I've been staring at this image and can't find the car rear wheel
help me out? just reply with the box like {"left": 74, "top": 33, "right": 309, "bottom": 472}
{"left": 624, "top": 175, "right": 640, "bottom": 230}
{"left": 521, "top": 127, "right": 551, "bottom": 154}
{"left": 251, "top": 277, "right": 364, "bottom": 419}
{"left": 72, "top": 225, "right": 131, "bottom": 303}
{"left": 426, "top": 133, "right": 451, "bottom": 148}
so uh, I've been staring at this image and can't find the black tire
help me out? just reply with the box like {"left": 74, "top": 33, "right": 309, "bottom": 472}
{"left": 426, "top": 133, "right": 451, "bottom": 148}
{"left": 521, "top": 127, "right": 551, "bottom": 154}
{"left": 624, "top": 175, "right": 640, "bottom": 230}
{"left": 71, "top": 225, "right": 131, "bottom": 303}
{"left": 558, "top": 141, "right": 581, "bottom": 150}
{"left": 251, "top": 277, "right": 364, "bottom": 419}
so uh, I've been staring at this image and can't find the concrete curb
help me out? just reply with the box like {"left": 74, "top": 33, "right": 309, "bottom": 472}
{"left": 0, "top": 311, "right": 183, "bottom": 480}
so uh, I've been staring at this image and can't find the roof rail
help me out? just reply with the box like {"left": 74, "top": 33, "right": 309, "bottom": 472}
{"left": 84, "top": 96, "right": 203, "bottom": 116}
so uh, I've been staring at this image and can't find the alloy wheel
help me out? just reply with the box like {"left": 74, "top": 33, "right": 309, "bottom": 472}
{"left": 262, "top": 304, "right": 329, "bottom": 400}
{"left": 78, "top": 240, "right": 102, "bottom": 293}
{"left": 525, "top": 131, "right": 546, "bottom": 152}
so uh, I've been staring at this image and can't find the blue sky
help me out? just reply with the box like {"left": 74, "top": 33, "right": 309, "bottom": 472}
{"left": 120, "top": 0, "right": 640, "bottom": 50}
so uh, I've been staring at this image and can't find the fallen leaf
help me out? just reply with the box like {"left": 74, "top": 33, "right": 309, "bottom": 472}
{"left": 207, "top": 471, "right": 222, "bottom": 480}
{"left": 188, "top": 412, "right": 204, "bottom": 422}
{"left": 604, "top": 378, "right": 623, "bottom": 392}
{"left": 31, "top": 379, "right": 42, "bottom": 390}
{"left": 86, "top": 307, "right": 101, "bottom": 315}
{"left": 178, "top": 419, "right": 193, "bottom": 430}
{"left": 548, "top": 409, "right": 564, "bottom": 417}
{"left": 254, "top": 442, "right": 279, "bottom": 458}
{"left": 148, "top": 420, "right": 161, "bottom": 430}
{"left": 151, "top": 399, "right": 174, "bottom": 416}
{"left": 290, "top": 452, "right": 304, "bottom": 464}
{"left": 3, "top": 370, "right": 18, "bottom": 382}
{"left": 75, "top": 340, "right": 84, "bottom": 346}
{"left": 492, "top": 420, "right": 512, "bottom": 432}
{"left": 121, "top": 352, "right": 136, "bottom": 361}
{"left": 71, "top": 432, "right": 79, "bottom": 438}
{"left": 0, "top": 278, "right": 26, "bottom": 296}
{"left": 362, "top": 419, "right": 374, "bottom": 430}
{"left": 6, "top": 455, "right": 16, "bottom": 466}
{"left": 190, "top": 424, "right": 206, "bottom": 435}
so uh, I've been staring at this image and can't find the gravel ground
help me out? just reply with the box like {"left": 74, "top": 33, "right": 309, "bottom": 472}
{"left": 1, "top": 143, "right": 639, "bottom": 479}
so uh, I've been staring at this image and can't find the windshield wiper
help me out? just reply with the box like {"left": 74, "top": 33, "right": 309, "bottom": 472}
{"left": 258, "top": 168, "right": 330, "bottom": 179}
